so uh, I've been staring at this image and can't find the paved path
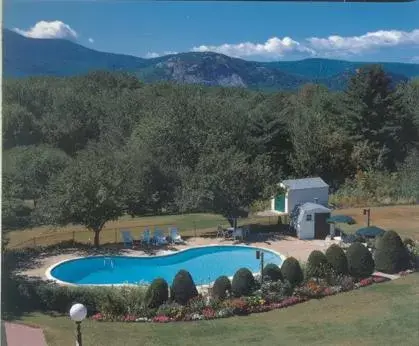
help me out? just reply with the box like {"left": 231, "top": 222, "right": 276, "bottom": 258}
{"left": 3, "top": 322, "right": 47, "bottom": 346}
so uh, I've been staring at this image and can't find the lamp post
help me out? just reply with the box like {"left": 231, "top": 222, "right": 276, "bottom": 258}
{"left": 256, "top": 250, "right": 265, "bottom": 286}
{"left": 69, "top": 303, "right": 87, "bottom": 346}
{"left": 363, "top": 208, "right": 371, "bottom": 227}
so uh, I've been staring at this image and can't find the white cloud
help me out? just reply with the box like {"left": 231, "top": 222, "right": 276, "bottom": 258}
{"left": 308, "top": 29, "right": 419, "bottom": 57}
{"left": 14, "top": 20, "right": 78, "bottom": 40}
{"left": 185, "top": 29, "right": 419, "bottom": 60}
{"left": 88, "top": 37, "right": 94, "bottom": 43}
{"left": 145, "top": 52, "right": 160, "bottom": 58}
{"left": 145, "top": 51, "right": 178, "bottom": 59}
{"left": 192, "top": 37, "right": 314, "bottom": 59}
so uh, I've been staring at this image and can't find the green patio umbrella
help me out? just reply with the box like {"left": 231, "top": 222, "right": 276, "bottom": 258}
{"left": 355, "top": 226, "right": 386, "bottom": 238}
{"left": 326, "top": 215, "right": 356, "bottom": 225}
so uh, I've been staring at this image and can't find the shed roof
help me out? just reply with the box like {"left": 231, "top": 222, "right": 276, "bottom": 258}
{"left": 281, "top": 177, "right": 328, "bottom": 190}
{"left": 299, "top": 202, "right": 331, "bottom": 213}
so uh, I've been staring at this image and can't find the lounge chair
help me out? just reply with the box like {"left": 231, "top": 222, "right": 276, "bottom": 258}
{"left": 153, "top": 228, "right": 168, "bottom": 246}
{"left": 216, "top": 225, "right": 229, "bottom": 239}
{"left": 169, "top": 227, "right": 185, "bottom": 244}
{"left": 120, "top": 229, "right": 136, "bottom": 248}
{"left": 232, "top": 228, "right": 244, "bottom": 241}
{"left": 142, "top": 228, "right": 151, "bottom": 246}
{"left": 242, "top": 225, "right": 250, "bottom": 238}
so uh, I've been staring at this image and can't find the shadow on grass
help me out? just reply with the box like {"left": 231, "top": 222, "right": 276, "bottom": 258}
{"left": 183, "top": 223, "right": 296, "bottom": 245}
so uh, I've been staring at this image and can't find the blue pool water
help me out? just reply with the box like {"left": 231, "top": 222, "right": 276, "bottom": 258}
{"left": 49, "top": 245, "right": 283, "bottom": 286}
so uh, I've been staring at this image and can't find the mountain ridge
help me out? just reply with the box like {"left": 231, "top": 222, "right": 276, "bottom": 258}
{"left": 4, "top": 28, "right": 419, "bottom": 90}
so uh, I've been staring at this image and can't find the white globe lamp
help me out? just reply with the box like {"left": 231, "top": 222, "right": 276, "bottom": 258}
{"left": 69, "top": 303, "right": 87, "bottom": 346}
{"left": 70, "top": 303, "right": 87, "bottom": 322}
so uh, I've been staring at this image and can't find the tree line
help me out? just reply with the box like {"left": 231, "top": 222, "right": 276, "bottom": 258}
{"left": 3, "top": 66, "right": 419, "bottom": 245}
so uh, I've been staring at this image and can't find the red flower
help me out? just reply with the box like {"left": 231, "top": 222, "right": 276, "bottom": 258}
{"left": 358, "top": 277, "right": 374, "bottom": 287}
{"left": 202, "top": 308, "right": 216, "bottom": 319}
{"left": 153, "top": 315, "right": 171, "bottom": 323}
{"left": 123, "top": 314, "right": 137, "bottom": 322}
{"left": 91, "top": 313, "right": 104, "bottom": 321}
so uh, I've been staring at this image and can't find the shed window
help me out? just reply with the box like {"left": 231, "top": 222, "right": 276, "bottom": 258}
{"left": 306, "top": 214, "right": 312, "bottom": 221}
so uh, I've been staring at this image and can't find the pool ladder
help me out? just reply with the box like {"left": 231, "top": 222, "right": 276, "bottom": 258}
{"left": 104, "top": 257, "right": 115, "bottom": 270}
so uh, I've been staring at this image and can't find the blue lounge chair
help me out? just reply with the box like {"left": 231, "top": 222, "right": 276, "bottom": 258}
{"left": 142, "top": 228, "right": 151, "bottom": 246}
{"left": 153, "top": 228, "right": 168, "bottom": 246}
{"left": 169, "top": 227, "right": 185, "bottom": 244}
{"left": 120, "top": 229, "right": 135, "bottom": 248}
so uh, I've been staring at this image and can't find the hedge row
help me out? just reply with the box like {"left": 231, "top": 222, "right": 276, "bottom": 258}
{"left": 304, "top": 230, "right": 412, "bottom": 280}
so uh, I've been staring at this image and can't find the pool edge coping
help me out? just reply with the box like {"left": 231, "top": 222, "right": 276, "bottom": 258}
{"left": 44, "top": 243, "right": 287, "bottom": 288}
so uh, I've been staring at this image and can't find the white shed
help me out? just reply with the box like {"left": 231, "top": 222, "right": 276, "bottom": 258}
{"left": 270, "top": 177, "right": 329, "bottom": 214}
{"left": 293, "top": 202, "right": 332, "bottom": 240}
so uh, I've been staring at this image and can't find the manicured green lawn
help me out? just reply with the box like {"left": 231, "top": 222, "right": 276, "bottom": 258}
{"left": 7, "top": 213, "right": 277, "bottom": 249}
{"left": 8, "top": 205, "right": 419, "bottom": 249}
{"left": 17, "top": 273, "right": 419, "bottom": 346}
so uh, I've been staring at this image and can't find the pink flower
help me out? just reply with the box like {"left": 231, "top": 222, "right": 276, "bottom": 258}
{"left": 358, "top": 277, "right": 374, "bottom": 287}
{"left": 91, "top": 313, "right": 103, "bottom": 321}
{"left": 202, "top": 308, "right": 216, "bottom": 319}
{"left": 153, "top": 315, "right": 171, "bottom": 323}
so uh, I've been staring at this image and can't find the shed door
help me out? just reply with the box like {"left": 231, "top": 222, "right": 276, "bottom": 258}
{"left": 314, "top": 212, "right": 330, "bottom": 239}
{"left": 275, "top": 195, "right": 285, "bottom": 212}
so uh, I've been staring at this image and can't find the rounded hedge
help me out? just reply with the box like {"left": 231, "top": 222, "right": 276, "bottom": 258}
{"left": 374, "top": 230, "right": 410, "bottom": 274}
{"left": 306, "top": 250, "right": 329, "bottom": 279}
{"left": 211, "top": 275, "right": 232, "bottom": 300}
{"left": 171, "top": 270, "right": 198, "bottom": 305}
{"left": 280, "top": 257, "right": 304, "bottom": 287}
{"left": 325, "top": 244, "right": 348, "bottom": 275}
{"left": 262, "top": 263, "right": 283, "bottom": 282}
{"left": 145, "top": 278, "right": 169, "bottom": 308}
{"left": 231, "top": 268, "right": 256, "bottom": 297}
{"left": 346, "top": 243, "right": 375, "bottom": 278}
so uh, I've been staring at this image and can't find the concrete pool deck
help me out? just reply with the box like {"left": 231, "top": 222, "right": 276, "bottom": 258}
{"left": 17, "top": 235, "right": 336, "bottom": 280}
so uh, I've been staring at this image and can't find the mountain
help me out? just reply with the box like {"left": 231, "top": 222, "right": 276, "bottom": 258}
{"left": 4, "top": 29, "right": 419, "bottom": 91}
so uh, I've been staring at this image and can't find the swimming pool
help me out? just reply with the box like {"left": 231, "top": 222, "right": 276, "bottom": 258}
{"left": 46, "top": 245, "right": 284, "bottom": 286}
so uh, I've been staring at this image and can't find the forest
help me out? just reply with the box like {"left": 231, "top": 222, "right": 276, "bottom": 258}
{"left": 3, "top": 65, "right": 419, "bottom": 246}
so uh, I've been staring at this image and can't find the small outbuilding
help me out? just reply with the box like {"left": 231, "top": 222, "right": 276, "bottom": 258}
{"left": 270, "top": 177, "right": 329, "bottom": 214}
{"left": 292, "top": 202, "right": 332, "bottom": 240}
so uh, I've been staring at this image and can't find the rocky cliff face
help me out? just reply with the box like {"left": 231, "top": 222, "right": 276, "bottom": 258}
{"left": 4, "top": 29, "right": 417, "bottom": 91}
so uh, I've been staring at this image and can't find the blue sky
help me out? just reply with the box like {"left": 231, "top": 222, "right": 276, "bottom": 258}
{"left": 4, "top": 0, "right": 419, "bottom": 62}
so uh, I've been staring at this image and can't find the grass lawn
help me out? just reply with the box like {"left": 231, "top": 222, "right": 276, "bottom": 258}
{"left": 6, "top": 205, "right": 419, "bottom": 248}
{"left": 6, "top": 213, "right": 277, "bottom": 248}
{"left": 16, "top": 273, "right": 419, "bottom": 346}
{"left": 337, "top": 205, "right": 419, "bottom": 241}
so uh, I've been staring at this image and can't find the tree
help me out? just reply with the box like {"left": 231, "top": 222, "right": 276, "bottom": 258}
{"left": 398, "top": 149, "right": 419, "bottom": 201}
{"left": 342, "top": 65, "right": 416, "bottom": 171}
{"left": 36, "top": 143, "right": 129, "bottom": 247}
{"left": 3, "top": 145, "right": 70, "bottom": 207}
{"left": 288, "top": 107, "right": 353, "bottom": 188}
{"left": 2, "top": 103, "right": 41, "bottom": 148}
{"left": 174, "top": 148, "right": 275, "bottom": 218}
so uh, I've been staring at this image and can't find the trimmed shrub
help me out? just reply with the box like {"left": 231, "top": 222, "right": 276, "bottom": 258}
{"left": 374, "top": 231, "right": 410, "bottom": 274}
{"left": 281, "top": 257, "right": 304, "bottom": 287}
{"left": 346, "top": 243, "right": 375, "bottom": 278}
{"left": 211, "top": 276, "right": 232, "bottom": 300}
{"left": 262, "top": 263, "right": 283, "bottom": 282}
{"left": 231, "top": 268, "right": 256, "bottom": 297}
{"left": 325, "top": 244, "right": 348, "bottom": 275}
{"left": 305, "top": 250, "right": 330, "bottom": 279}
{"left": 171, "top": 270, "right": 198, "bottom": 305}
{"left": 145, "top": 278, "right": 169, "bottom": 308}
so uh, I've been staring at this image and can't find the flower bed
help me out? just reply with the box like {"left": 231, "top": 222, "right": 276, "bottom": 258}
{"left": 88, "top": 271, "right": 413, "bottom": 324}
